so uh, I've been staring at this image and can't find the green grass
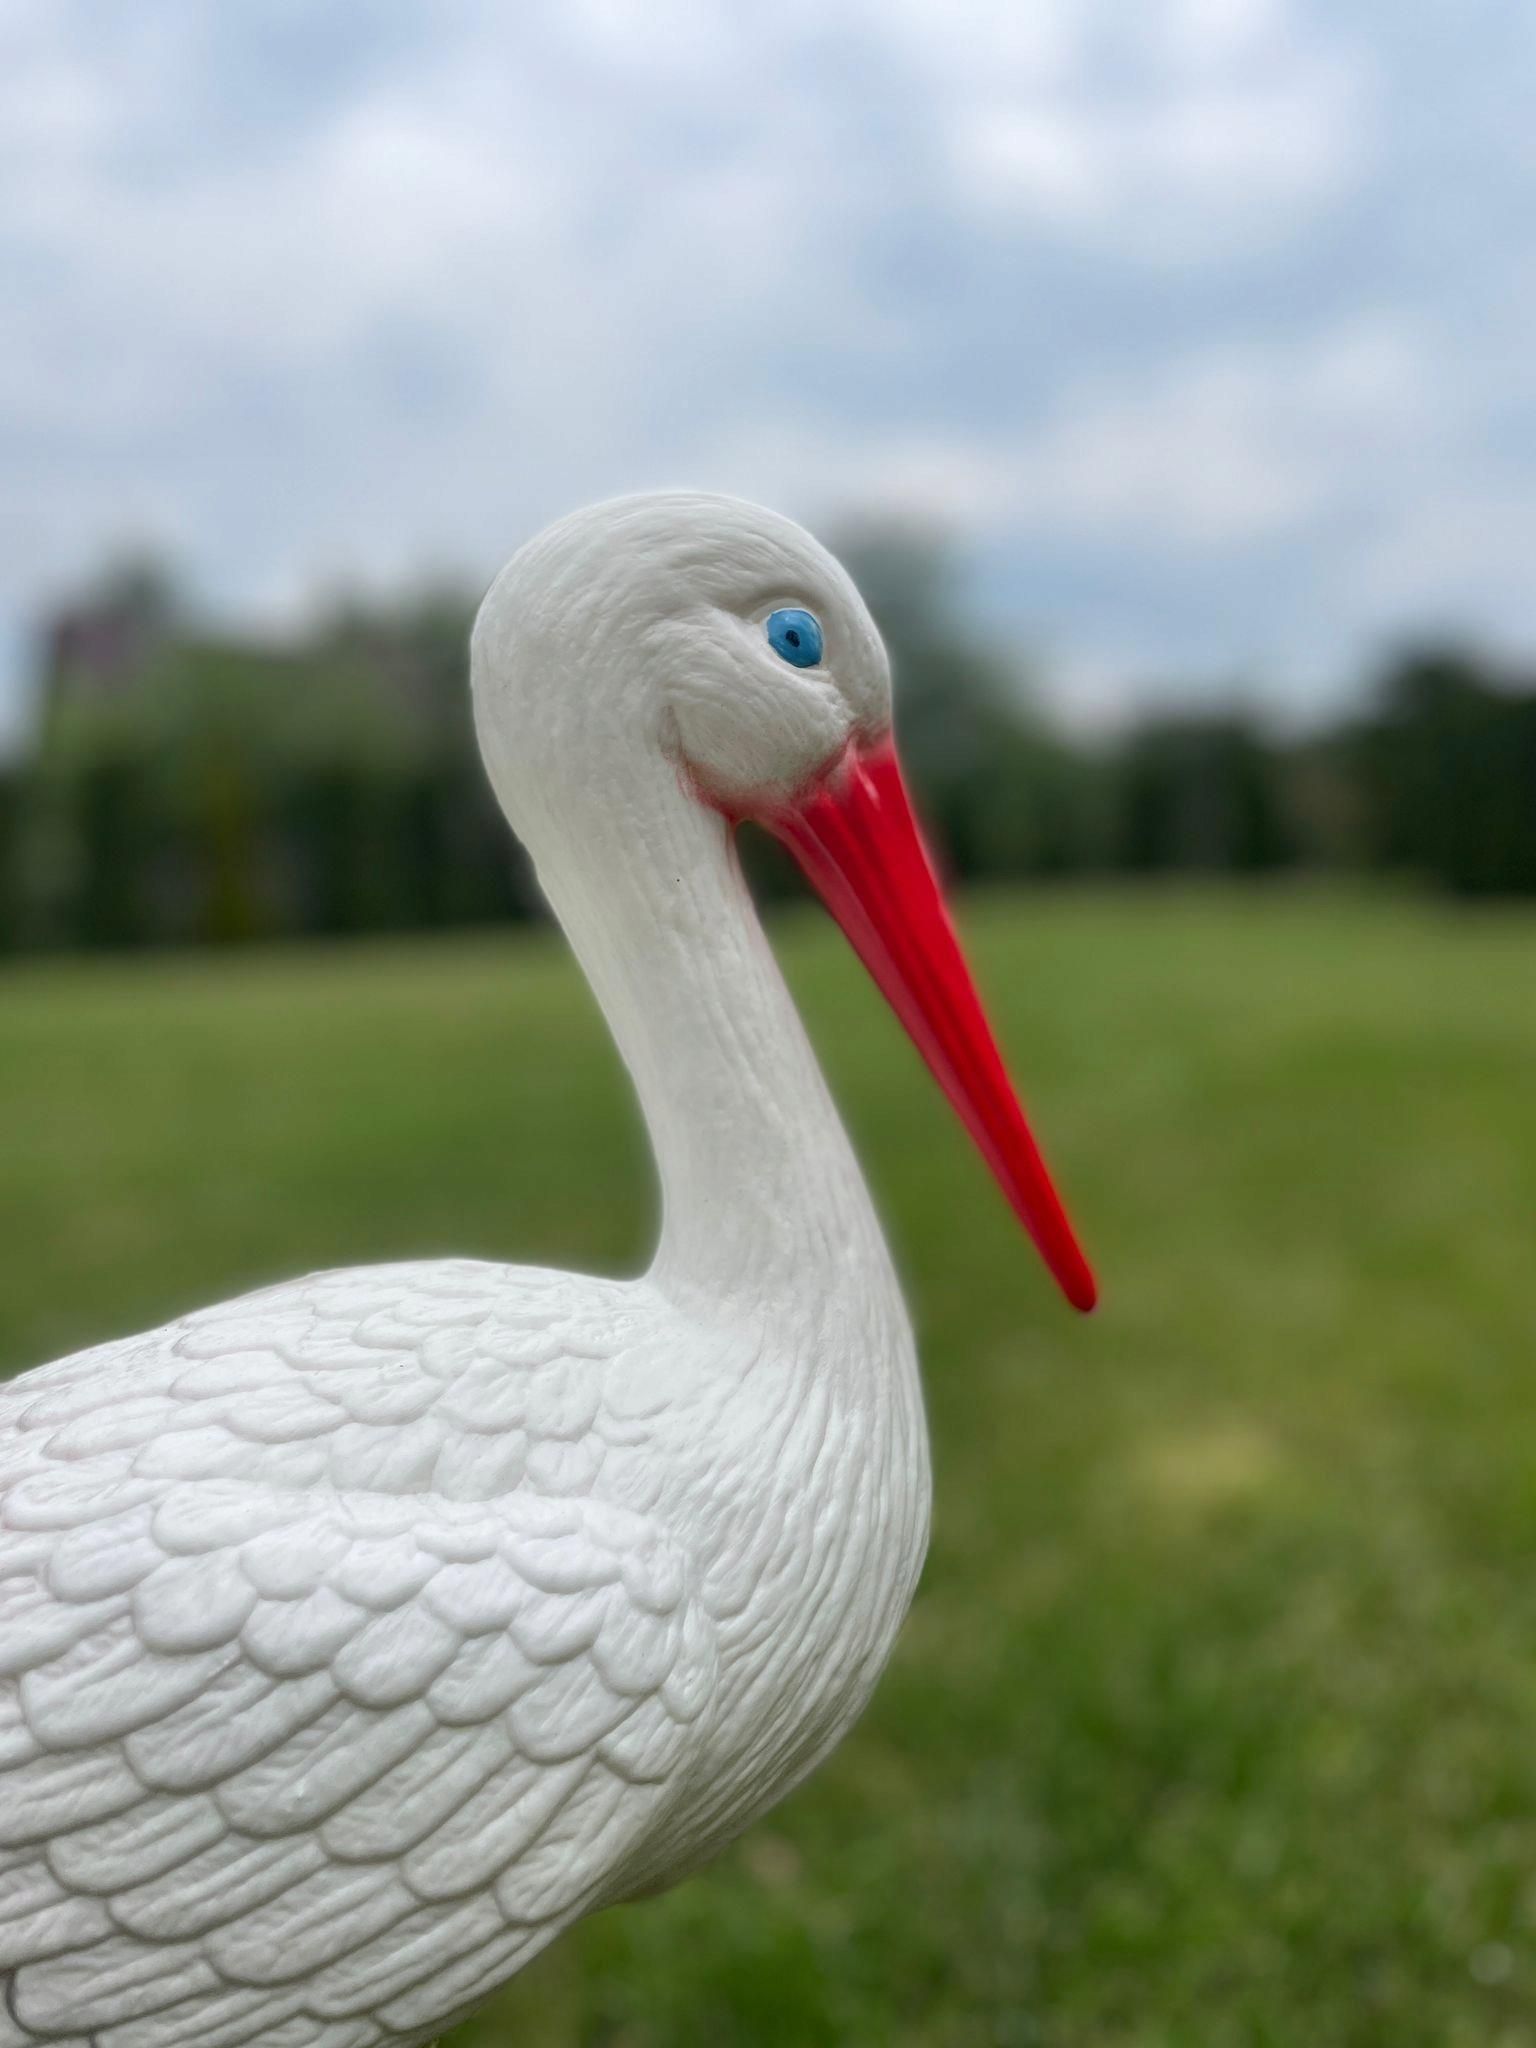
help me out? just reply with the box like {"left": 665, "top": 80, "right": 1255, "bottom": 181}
{"left": 4, "top": 888, "right": 1536, "bottom": 2046}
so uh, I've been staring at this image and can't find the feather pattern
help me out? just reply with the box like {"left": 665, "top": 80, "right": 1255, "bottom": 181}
{"left": 0, "top": 496, "right": 955, "bottom": 2044}
{"left": 0, "top": 1262, "right": 741, "bottom": 2046}
{"left": 0, "top": 1251, "right": 924, "bottom": 2046}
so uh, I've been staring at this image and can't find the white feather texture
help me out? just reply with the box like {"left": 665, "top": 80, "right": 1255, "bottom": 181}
{"left": 0, "top": 494, "right": 931, "bottom": 2046}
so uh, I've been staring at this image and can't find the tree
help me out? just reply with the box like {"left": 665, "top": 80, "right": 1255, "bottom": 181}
{"left": 1351, "top": 645, "right": 1536, "bottom": 896}
{"left": 1111, "top": 714, "right": 1293, "bottom": 875}
{"left": 830, "top": 527, "right": 1091, "bottom": 880}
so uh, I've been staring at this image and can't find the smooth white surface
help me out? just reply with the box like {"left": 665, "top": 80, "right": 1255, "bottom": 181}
{"left": 0, "top": 494, "right": 931, "bottom": 2046}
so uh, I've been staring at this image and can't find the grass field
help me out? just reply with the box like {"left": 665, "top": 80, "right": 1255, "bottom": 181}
{"left": 3, "top": 888, "right": 1536, "bottom": 2046}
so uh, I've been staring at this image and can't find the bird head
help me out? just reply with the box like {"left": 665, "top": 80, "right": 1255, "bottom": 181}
{"left": 472, "top": 491, "right": 1096, "bottom": 1313}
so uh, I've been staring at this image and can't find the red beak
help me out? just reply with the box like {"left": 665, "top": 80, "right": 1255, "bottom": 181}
{"left": 751, "top": 735, "right": 1097, "bottom": 1313}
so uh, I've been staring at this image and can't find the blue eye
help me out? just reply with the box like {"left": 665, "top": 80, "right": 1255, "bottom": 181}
{"left": 765, "top": 607, "right": 823, "bottom": 669}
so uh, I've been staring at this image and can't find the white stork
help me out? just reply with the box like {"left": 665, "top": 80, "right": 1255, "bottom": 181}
{"left": 0, "top": 493, "right": 1093, "bottom": 2047}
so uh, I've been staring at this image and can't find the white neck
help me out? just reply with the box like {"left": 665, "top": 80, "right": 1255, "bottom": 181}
{"left": 525, "top": 749, "right": 897, "bottom": 1317}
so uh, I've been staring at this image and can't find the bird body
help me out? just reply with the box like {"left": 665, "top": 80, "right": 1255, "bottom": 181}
{"left": 0, "top": 1249, "right": 923, "bottom": 2045}
{"left": 0, "top": 494, "right": 1088, "bottom": 2044}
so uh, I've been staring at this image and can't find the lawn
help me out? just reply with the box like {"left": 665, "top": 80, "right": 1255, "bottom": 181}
{"left": 3, "top": 888, "right": 1536, "bottom": 2046}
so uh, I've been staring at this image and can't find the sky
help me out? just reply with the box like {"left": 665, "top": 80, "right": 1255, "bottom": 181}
{"left": 2, "top": 0, "right": 1534, "bottom": 744}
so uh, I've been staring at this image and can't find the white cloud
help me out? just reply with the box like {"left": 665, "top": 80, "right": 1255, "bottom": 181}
{"left": 956, "top": 76, "right": 1362, "bottom": 254}
{"left": 1352, "top": 485, "right": 1536, "bottom": 641}
{"left": 928, "top": 0, "right": 1368, "bottom": 256}
{"left": 713, "top": 319, "right": 1432, "bottom": 556}
{"left": 1156, "top": 0, "right": 1290, "bottom": 70}
{"left": 0, "top": 0, "right": 1530, "bottom": 738}
{"left": 1008, "top": 320, "right": 1431, "bottom": 547}
{"left": 878, "top": 0, "right": 1078, "bottom": 88}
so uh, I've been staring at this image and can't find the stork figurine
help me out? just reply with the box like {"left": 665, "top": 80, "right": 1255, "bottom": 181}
{"left": 0, "top": 494, "right": 1094, "bottom": 2047}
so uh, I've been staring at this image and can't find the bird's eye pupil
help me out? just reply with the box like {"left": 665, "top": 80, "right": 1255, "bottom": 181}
{"left": 765, "top": 607, "right": 823, "bottom": 669}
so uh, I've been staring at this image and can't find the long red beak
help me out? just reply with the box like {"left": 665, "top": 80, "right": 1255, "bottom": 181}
{"left": 750, "top": 735, "right": 1097, "bottom": 1313}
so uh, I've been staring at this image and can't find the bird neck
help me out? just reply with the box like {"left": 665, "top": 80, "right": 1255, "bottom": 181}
{"left": 529, "top": 752, "right": 898, "bottom": 1317}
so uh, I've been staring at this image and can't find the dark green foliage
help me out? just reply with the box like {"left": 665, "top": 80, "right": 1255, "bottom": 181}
{"left": 286, "top": 765, "right": 413, "bottom": 937}
{"left": 7, "top": 556, "right": 1536, "bottom": 955}
{"left": 837, "top": 529, "right": 1094, "bottom": 882}
{"left": 8, "top": 569, "right": 535, "bottom": 950}
{"left": 0, "top": 772, "right": 20, "bottom": 953}
{"left": 1350, "top": 647, "right": 1536, "bottom": 896}
{"left": 74, "top": 753, "right": 155, "bottom": 946}
{"left": 1112, "top": 717, "right": 1295, "bottom": 876}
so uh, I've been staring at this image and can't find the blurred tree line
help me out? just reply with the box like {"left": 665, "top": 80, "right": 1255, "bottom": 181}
{"left": 1, "top": 539, "right": 1533, "bottom": 956}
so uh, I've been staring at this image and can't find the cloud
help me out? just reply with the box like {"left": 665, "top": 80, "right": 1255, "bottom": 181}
{"left": 710, "top": 318, "right": 1430, "bottom": 548}
{"left": 1352, "top": 486, "right": 1536, "bottom": 647}
{"left": 898, "top": 0, "right": 1368, "bottom": 258}
{"left": 1007, "top": 320, "right": 1430, "bottom": 548}
{"left": 0, "top": 0, "right": 1530, "bottom": 744}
